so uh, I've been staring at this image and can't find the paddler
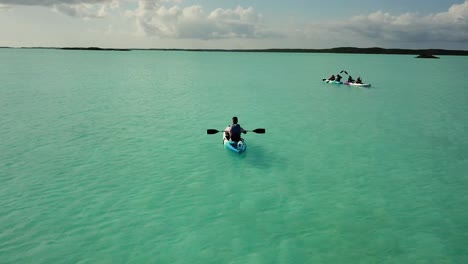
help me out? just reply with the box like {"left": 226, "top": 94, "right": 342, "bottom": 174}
{"left": 336, "top": 74, "right": 343, "bottom": 82}
{"left": 225, "top": 116, "right": 247, "bottom": 142}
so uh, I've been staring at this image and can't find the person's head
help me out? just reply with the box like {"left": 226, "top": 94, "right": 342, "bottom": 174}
{"left": 232, "top": 116, "right": 238, "bottom": 124}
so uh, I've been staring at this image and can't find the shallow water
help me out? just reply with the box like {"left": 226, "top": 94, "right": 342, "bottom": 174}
{"left": 1, "top": 49, "right": 467, "bottom": 263}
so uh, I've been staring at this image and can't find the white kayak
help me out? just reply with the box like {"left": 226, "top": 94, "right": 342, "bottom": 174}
{"left": 344, "top": 82, "right": 371, "bottom": 87}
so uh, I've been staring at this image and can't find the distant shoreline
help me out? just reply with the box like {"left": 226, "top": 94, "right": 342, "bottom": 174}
{"left": 1, "top": 46, "right": 467, "bottom": 56}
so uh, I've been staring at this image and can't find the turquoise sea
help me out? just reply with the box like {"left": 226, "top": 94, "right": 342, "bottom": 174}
{"left": 1, "top": 49, "right": 467, "bottom": 263}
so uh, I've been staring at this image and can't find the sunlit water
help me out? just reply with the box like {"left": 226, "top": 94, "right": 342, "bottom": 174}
{"left": 1, "top": 49, "right": 467, "bottom": 263}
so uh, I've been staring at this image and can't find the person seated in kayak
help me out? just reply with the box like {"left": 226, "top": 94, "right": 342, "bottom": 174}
{"left": 336, "top": 74, "right": 342, "bottom": 82}
{"left": 329, "top": 75, "right": 335, "bottom": 81}
{"left": 224, "top": 116, "right": 247, "bottom": 142}
{"left": 348, "top": 76, "right": 355, "bottom": 83}
{"left": 356, "top": 77, "right": 362, "bottom": 84}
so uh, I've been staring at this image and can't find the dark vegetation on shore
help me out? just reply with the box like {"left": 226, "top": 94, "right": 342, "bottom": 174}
{"left": 1, "top": 46, "right": 467, "bottom": 55}
{"left": 415, "top": 54, "right": 440, "bottom": 59}
{"left": 60, "top": 47, "right": 131, "bottom": 51}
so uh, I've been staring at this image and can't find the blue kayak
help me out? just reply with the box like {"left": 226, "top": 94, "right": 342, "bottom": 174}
{"left": 323, "top": 79, "right": 343, "bottom": 84}
{"left": 223, "top": 134, "right": 246, "bottom": 154}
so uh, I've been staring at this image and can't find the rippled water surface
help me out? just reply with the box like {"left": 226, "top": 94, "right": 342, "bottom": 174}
{"left": 1, "top": 49, "right": 467, "bottom": 263}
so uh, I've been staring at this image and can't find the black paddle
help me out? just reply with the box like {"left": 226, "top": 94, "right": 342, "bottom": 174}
{"left": 207, "top": 128, "right": 266, "bottom": 135}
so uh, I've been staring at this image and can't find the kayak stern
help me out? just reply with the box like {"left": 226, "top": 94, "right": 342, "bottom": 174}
{"left": 223, "top": 135, "right": 247, "bottom": 154}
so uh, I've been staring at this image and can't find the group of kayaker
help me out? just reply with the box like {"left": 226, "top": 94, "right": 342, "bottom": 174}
{"left": 216, "top": 71, "right": 367, "bottom": 149}
{"left": 329, "top": 70, "right": 363, "bottom": 84}
{"left": 217, "top": 71, "right": 367, "bottom": 147}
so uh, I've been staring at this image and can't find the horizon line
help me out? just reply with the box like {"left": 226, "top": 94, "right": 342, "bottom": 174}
{"left": 1, "top": 46, "right": 467, "bottom": 55}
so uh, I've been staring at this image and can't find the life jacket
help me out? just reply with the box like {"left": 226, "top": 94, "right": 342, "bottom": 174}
{"left": 230, "top": 124, "right": 242, "bottom": 142}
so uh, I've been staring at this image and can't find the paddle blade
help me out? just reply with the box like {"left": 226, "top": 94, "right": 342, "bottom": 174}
{"left": 251, "top": 128, "right": 266, "bottom": 134}
{"left": 322, "top": 78, "right": 326, "bottom": 81}
{"left": 207, "top": 129, "right": 220, "bottom": 134}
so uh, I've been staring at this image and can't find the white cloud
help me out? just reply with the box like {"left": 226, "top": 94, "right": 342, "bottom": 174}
{"left": 127, "top": 0, "right": 269, "bottom": 39}
{"left": 0, "top": 4, "right": 12, "bottom": 10}
{"left": 1, "top": 0, "right": 467, "bottom": 49}
{"left": 0, "top": 0, "right": 118, "bottom": 18}
{"left": 53, "top": 3, "right": 103, "bottom": 18}
{"left": 297, "top": 0, "right": 468, "bottom": 46}
{"left": 125, "top": 0, "right": 468, "bottom": 45}
{"left": 0, "top": 0, "right": 112, "bottom": 5}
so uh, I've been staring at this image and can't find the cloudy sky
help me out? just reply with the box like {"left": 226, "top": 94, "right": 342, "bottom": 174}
{"left": 0, "top": 0, "right": 467, "bottom": 49}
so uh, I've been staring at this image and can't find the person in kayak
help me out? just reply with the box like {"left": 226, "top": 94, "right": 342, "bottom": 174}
{"left": 336, "top": 74, "right": 343, "bottom": 82}
{"left": 348, "top": 75, "right": 355, "bottom": 83}
{"left": 356, "top": 77, "right": 362, "bottom": 84}
{"left": 329, "top": 75, "right": 335, "bottom": 81}
{"left": 225, "top": 116, "right": 247, "bottom": 142}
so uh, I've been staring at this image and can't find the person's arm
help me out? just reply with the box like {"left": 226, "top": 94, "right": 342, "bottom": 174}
{"left": 241, "top": 127, "right": 247, "bottom": 134}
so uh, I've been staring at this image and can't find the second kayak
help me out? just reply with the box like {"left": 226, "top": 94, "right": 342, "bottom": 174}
{"left": 344, "top": 82, "right": 371, "bottom": 87}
